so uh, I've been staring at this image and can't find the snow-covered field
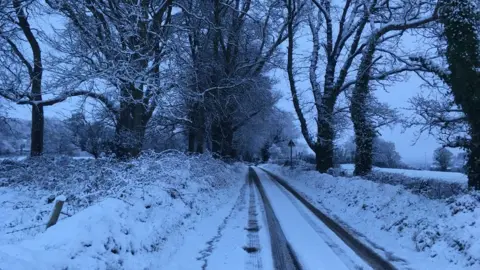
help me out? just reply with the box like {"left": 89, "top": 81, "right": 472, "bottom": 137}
{"left": 0, "top": 152, "right": 245, "bottom": 269}
{"left": 263, "top": 164, "right": 480, "bottom": 270}
{"left": 0, "top": 155, "right": 27, "bottom": 161}
{"left": 340, "top": 164, "right": 468, "bottom": 183}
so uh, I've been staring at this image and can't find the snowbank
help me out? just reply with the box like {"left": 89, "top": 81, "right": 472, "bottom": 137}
{"left": 264, "top": 164, "right": 480, "bottom": 270}
{"left": 340, "top": 164, "right": 468, "bottom": 183}
{"left": 0, "top": 152, "right": 245, "bottom": 269}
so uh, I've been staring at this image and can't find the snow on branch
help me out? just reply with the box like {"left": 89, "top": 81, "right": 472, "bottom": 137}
{"left": 16, "top": 90, "right": 117, "bottom": 112}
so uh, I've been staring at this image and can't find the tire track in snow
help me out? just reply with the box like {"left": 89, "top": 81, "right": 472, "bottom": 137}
{"left": 261, "top": 168, "right": 397, "bottom": 270}
{"left": 249, "top": 167, "right": 301, "bottom": 270}
{"left": 244, "top": 177, "right": 263, "bottom": 270}
{"left": 197, "top": 181, "right": 247, "bottom": 270}
{"left": 271, "top": 173, "right": 368, "bottom": 269}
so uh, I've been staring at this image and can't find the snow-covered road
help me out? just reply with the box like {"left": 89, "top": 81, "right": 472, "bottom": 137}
{"left": 252, "top": 168, "right": 383, "bottom": 270}
{"left": 172, "top": 167, "right": 393, "bottom": 269}
{"left": 161, "top": 174, "right": 274, "bottom": 270}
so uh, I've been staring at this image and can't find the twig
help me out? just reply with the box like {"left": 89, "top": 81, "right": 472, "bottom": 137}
{"left": 61, "top": 211, "right": 72, "bottom": 217}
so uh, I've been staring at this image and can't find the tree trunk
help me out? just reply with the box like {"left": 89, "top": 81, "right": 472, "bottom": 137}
{"left": 29, "top": 63, "right": 44, "bottom": 157}
{"left": 315, "top": 97, "right": 335, "bottom": 172}
{"left": 440, "top": 0, "right": 480, "bottom": 189}
{"left": 315, "top": 141, "right": 334, "bottom": 172}
{"left": 115, "top": 122, "right": 147, "bottom": 158}
{"left": 222, "top": 124, "right": 235, "bottom": 158}
{"left": 467, "top": 130, "right": 480, "bottom": 189}
{"left": 211, "top": 119, "right": 236, "bottom": 158}
{"left": 195, "top": 125, "right": 205, "bottom": 154}
{"left": 187, "top": 103, "right": 196, "bottom": 153}
{"left": 187, "top": 102, "right": 205, "bottom": 153}
{"left": 211, "top": 121, "right": 222, "bottom": 155}
{"left": 195, "top": 105, "right": 205, "bottom": 154}
{"left": 352, "top": 124, "right": 375, "bottom": 175}
{"left": 30, "top": 104, "right": 44, "bottom": 156}
{"left": 188, "top": 128, "right": 196, "bottom": 153}
{"left": 12, "top": 0, "right": 45, "bottom": 157}
{"left": 351, "top": 41, "right": 377, "bottom": 176}
{"left": 114, "top": 85, "right": 148, "bottom": 158}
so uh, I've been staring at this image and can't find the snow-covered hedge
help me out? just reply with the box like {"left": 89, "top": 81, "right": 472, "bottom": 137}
{"left": 335, "top": 164, "right": 467, "bottom": 199}
{"left": 363, "top": 171, "right": 467, "bottom": 199}
{"left": 0, "top": 152, "right": 245, "bottom": 269}
{"left": 264, "top": 164, "right": 480, "bottom": 269}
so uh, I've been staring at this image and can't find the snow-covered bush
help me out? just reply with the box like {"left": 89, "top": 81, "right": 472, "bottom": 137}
{"left": 0, "top": 152, "right": 245, "bottom": 269}
{"left": 363, "top": 171, "right": 467, "bottom": 199}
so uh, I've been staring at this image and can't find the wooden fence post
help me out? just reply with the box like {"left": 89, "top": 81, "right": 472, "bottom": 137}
{"left": 46, "top": 195, "right": 66, "bottom": 229}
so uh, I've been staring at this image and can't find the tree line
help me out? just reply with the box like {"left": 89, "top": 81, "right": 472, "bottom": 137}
{"left": 284, "top": 0, "right": 480, "bottom": 189}
{"left": 1, "top": 0, "right": 479, "bottom": 189}
{"left": 0, "top": 0, "right": 297, "bottom": 162}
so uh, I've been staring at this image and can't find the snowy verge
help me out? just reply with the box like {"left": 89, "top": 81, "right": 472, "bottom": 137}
{"left": 262, "top": 164, "right": 480, "bottom": 270}
{"left": 340, "top": 164, "right": 467, "bottom": 184}
{"left": 0, "top": 152, "right": 246, "bottom": 269}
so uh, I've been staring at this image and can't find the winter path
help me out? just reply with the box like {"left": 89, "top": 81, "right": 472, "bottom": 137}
{"left": 156, "top": 167, "right": 395, "bottom": 270}
{"left": 251, "top": 167, "right": 397, "bottom": 270}
{"left": 162, "top": 173, "right": 274, "bottom": 270}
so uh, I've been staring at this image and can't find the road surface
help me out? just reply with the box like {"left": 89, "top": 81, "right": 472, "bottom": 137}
{"left": 165, "top": 167, "right": 396, "bottom": 270}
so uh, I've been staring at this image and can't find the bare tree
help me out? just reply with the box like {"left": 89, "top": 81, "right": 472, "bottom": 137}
{"left": 0, "top": 0, "right": 48, "bottom": 156}
{"left": 408, "top": 92, "right": 468, "bottom": 149}
{"left": 234, "top": 108, "right": 298, "bottom": 162}
{"left": 373, "top": 137, "right": 402, "bottom": 168}
{"left": 350, "top": 0, "right": 439, "bottom": 175}
{"left": 175, "top": 0, "right": 289, "bottom": 158}
{"left": 337, "top": 136, "right": 402, "bottom": 168}
{"left": 433, "top": 147, "right": 453, "bottom": 171}
{"left": 65, "top": 113, "right": 112, "bottom": 158}
{"left": 45, "top": 0, "right": 173, "bottom": 158}
{"left": 286, "top": 0, "right": 438, "bottom": 173}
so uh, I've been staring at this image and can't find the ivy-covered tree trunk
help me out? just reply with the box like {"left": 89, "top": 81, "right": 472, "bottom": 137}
{"left": 315, "top": 97, "right": 335, "bottom": 172}
{"left": 440, "top": 0, "right": 480, "bottom": 189}
{"left": 351, "top": 41, "right": 377, "bottom": 176}
{"left": 468, "top": 131, "right": 480, "bottom": 189}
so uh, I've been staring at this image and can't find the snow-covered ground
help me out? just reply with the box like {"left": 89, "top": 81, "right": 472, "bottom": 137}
{"left": 263, "top": 164, "right": 480, "bottom": 270}
{"left": 0, "top": 152, "right": 246, "bottom": 269}
{"left": 0, "top": 155, "right": 92, "bottom": 162}
{"left": 340, "top": 164, "right": 467, "bottom": 183}
{"left": 0, "top": 155, "right": 27, "bottom": 161}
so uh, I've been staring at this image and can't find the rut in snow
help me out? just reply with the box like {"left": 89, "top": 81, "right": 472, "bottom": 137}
{"left": 197, "top": 181, "right": 247, "bottom": 270}
{"left": 249, "top": 168, "right": 301, "bottom": 270}
{"left": 244, "top": 177, "right": 263, "bottom": 269}
{"left": 272, "top": 173, "right": 364, "bottom": 270}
